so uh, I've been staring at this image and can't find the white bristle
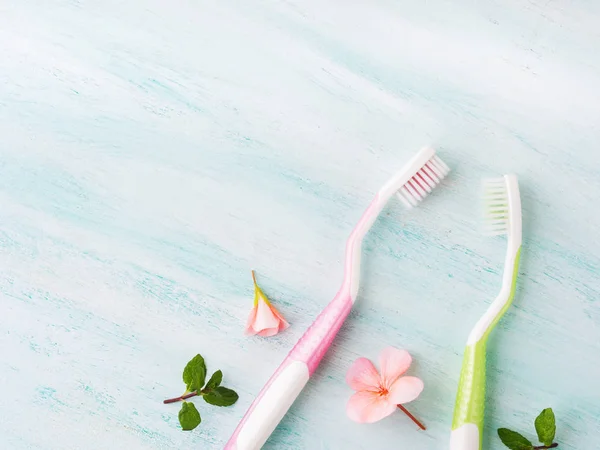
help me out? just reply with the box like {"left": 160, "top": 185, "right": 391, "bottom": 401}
{"left": 416, "top": 173, "right": 433, "bottom": 193}
{"left": 399, "top": 186, "right": 418, "bottom": 207}
{"left": 483, "top": 177, "right": 509, "bottom": 236}
{"left": 396, "top": 153, "right": 449, "bottom": 208}
{"left": 409, "top": 180, "right": 426, "bottom": 199}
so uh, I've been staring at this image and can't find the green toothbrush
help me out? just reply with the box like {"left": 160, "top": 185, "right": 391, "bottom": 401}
{"left": 450, "top": 175, "right": 523, "bottom": 450}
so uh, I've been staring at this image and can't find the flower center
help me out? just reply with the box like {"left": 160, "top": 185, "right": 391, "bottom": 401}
{"left": 378, "top": 387, "right": 389, "bottom": 397}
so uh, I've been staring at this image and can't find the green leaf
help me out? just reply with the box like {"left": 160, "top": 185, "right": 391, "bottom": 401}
{"left": 535, "top": 408, "right": 556, "bottom": 446}
{"left": 182, "top": 354, "right": 207, "bottom": 392}
{"left": 203, "top": 386, "right": 239, "bottom": 407}
{"left": 178, "top": 402, "right": 201, "bottom": 431}
{"left": 497, "top": 428, "right": 533, "bottom": 450}
{"left": 205, "top": 370, "right": 223, "bottom": 391}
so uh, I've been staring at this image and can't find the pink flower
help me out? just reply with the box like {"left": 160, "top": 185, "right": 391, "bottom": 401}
{"left": 346, "top": 347, "right": 424, "bottom": 424}
{"left": 245, "top": 271, "right": 289, "bottom": 337}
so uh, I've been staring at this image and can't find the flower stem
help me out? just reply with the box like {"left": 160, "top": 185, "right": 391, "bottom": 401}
{"left": 533, "top": 445, "right": 558, "bottom": 449}
{"left": 251, "top": 270, "right": 258, "bottom": 286}
{"left": 163, "top": 391, "right": 198, "bottom": 404}
{"left": 397, "top": 404, "right": 426, "bottom": 430}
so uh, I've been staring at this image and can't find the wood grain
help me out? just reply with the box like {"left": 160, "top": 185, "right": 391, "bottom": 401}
{"left": 1, "top": 1, "right": 599, "bottom": 448}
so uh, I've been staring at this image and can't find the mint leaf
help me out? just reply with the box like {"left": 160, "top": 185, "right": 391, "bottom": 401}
{"left": 203, "top": 386, "right": 239, "bottom": 407}
{"left": 535, "top": 408, "right": 556, "bottom": 446}
{"left": 178, "top": 402, "right": 201, "bottom": 431}
{"left": 205, "top": 370, "right": 223, "bottom": 391}
{"left": 498, "top": 428, "right": 533, "bottom": 450}
{"left": 183, "top": 354, "right": 207, "bottom": 392}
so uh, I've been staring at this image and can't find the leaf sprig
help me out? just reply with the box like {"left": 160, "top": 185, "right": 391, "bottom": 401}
{"left": 498, "top": 408, "right": 558, "bottom": 449}
{"left": 164, "top": 354, "right": 239, "bottom": 431}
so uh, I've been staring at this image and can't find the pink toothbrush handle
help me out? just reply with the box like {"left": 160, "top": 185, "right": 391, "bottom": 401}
{"left": 224, "top": 289, "right": 353, "bottom": 450}
{"left": 288, "top": 288, "right": 353, "bottom": 373}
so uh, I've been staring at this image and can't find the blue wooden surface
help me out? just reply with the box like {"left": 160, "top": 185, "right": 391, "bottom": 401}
{"left": 1, "top": 1, "right": 599, "bottom": 448}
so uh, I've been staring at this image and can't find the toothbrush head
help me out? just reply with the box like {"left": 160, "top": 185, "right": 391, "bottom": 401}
{"left": 483, "top": 177, "right": 509, "bottom": 236}
{"left": 390, "top": 147, "right": 450, "bottom": 208}
{"left": 483, "top": 175, "right": 522, "bottom": 241}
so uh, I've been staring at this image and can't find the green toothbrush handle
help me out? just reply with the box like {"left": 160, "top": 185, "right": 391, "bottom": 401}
{"left": 450, "top": 339, "right": 487, "bottom": 449}
{"left": 450, "top": 248, "right": 521, "bottom": 450}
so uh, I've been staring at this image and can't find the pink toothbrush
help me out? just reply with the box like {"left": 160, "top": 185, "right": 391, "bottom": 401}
{"left": 225, "top": 147, "right": 450, "bottom": 450}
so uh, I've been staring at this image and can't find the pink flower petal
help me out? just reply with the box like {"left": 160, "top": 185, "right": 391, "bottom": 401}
{"left": 388, "top": 376, "right": 424, "bottom": 405}
{"left": 271, "top": 306, "right": 290, "bottom": 331}
{"left": 244, "top": 306, "right": 258, "bottom": 335}
{"left": 379, "top": 347, "right": 412, "bottom": 388}
{"left": 257, "top": 326, "right": 280, "bottom": 337}
{"left": 346, "top": 358, "right": 381, "bottom": 391}
{"left": 346, "top": 391, "right": 397, "bottom": 423}
{"left": 252, "top": 297, "right": 280, "bottom": 332}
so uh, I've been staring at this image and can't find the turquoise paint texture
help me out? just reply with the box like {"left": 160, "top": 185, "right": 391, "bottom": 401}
{"left": 1, "top": 0, "right": 599, "bottom": 448}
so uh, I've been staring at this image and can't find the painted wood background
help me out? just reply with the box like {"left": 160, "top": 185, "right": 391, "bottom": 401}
{"left": 1, "top": 0, "right": 599, "bottom": 448}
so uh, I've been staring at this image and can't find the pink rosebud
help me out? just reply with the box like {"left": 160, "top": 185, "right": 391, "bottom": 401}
{"left": 245, "top": 271, "right": 289, "bottom": 337}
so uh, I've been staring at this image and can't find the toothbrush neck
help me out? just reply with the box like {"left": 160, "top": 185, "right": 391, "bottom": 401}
{"left": 467, "top": 238, "right": 522, "bottom": 345}
{"left": 501, "top": 236, "right": 521, "bottom": 285}
{"left": 342, "top": 194, "right": 386, "bottom": 302}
